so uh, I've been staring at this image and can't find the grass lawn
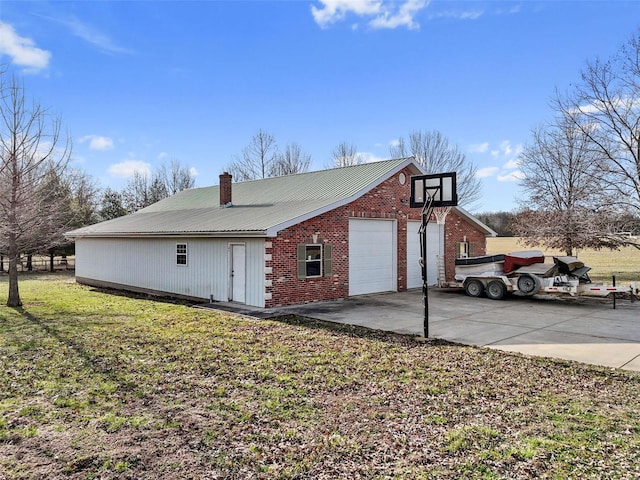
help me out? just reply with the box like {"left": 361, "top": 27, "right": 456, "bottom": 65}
{"left": 1, "top": 274, "right": 639, "bottom": 479}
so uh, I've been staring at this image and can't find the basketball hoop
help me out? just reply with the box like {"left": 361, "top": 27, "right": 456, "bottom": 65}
{"left": 410, "top": 172, "right": 458, "bottom": 209}
{"left": 409, "top": 172, "right": 458, "bottom": 338}
{"left": 433, "top": 207, "right": 451, "bottom": 224}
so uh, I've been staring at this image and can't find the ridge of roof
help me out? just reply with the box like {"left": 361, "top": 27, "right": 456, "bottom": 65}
{"left": 139, "top": 157, "right": 415, "bottom": 213}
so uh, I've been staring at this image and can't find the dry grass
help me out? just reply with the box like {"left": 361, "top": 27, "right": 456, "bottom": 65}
{"left": 487, "top": 237, "right": 640, "bottom": 283}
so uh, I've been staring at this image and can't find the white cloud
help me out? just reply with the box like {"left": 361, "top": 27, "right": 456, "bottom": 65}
{"left": 497, "top": 170, "right": 524, "bottom": 182}
{"left": 311, "top": 0, "right": 429, "bottom": 30}
{"left": 476, "top": 166, "right": 499, "bottom": 178}
{"left": 490, "top": 140, "right": 523, "bottom": 159}
{"left": 369, "top": 0, "right": 429, "bottom": 30}
{"left": 468, "top": 142, "right": 489, "bottom": 154}
{"left": 459, "top": 10, "right": 483, "bottom": 20}
{"left": 473, "top": 141, "right": 523, "bottom": 182}
{"left": 502, "top": 158, "right": 520, "bottom": 170}
{"left": 80, "top": 135, "right": 114, "bottom": 151}
{"left": 49, "top": 14, "right": 132, "bottom": 55}
{"left": 359, "top": 151, "right": 386, "bottom": 163}
{"left": 312, "top": 0, "right": 382, "bottom": 28}
{"left": 108, "top": 160, "right": 151, "bottom": 178}
{"left": 189, "top": 167, "right": 199, "bottom": 177}
{"left": 499, "top": 140, "right": 512, "bottom": 156}
{"left": 0, "top": 22, "right": 51, "bottom": 71}
{"left": 575, "top": 96, "right": 640, "bottom": 116}
{"left": 427, "top": 9, "right": 483, "bottom": 20}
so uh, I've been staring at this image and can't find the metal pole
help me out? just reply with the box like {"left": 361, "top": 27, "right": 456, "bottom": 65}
{"left": 420, "top": 189, "right": 438, "bottom": 338}
{"left": 613, "top": 275, "right": 616, "bottom": 310}
{"left": 422, "top": 209, "right": 429, "bottom": 338}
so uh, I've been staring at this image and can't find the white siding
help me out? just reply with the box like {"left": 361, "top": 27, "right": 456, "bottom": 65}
{"left": 349, "top": 219, "right": 397, "bottom": 296}
{"left": 75, "top": 237, "right": 265, "bottom": 307}
{"left": 407, "top": 220, "right": 439, "bottom": 287}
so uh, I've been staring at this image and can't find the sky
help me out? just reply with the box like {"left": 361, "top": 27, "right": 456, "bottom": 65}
{"left": 1, "top": 0, "right": 640, "bottom": 214}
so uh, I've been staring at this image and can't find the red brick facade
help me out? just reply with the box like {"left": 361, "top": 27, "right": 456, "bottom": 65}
{"left": 264, "top": 167, "right": 488, "bottom": 308}
{"left": 443, "top": 211, "right": 488, "bottom": 281}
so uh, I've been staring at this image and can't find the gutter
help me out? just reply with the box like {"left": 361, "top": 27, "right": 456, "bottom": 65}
{"left": 65, "top": 230, "right": 269, "bottom": 240}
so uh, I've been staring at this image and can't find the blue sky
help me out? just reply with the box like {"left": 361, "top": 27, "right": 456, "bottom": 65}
{"left": 1, "top": 1, "right": 639, "bottom": 213}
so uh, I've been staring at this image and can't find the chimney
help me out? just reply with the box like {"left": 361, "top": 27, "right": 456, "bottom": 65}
{"left": 219, "top": 172, "right": 232, "bottom": 206}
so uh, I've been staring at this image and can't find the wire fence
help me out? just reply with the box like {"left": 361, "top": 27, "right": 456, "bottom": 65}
{"left": 0, "top": 255, "right": 75, "bottom": 273}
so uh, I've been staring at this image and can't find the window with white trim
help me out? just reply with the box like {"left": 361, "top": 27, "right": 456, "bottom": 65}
{"left": 305, "top": 245, "right": 322, "bottom": 277}
{"left": 176, "top": 243, "right": 188, "bottom": 266}
{"left": 297, "top": 243, "right": 333, "bottom": 279}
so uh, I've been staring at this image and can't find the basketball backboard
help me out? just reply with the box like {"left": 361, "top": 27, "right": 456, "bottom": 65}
{"left": 410, "top": 172, "right": 458, "bottom": 208}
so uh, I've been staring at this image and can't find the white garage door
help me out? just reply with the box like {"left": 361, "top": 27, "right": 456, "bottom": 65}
{"left": 349, "top": 219, "right": 396, "bottom": 296}
{"left": 407, "top": 220, "right": 440, "bottom": 288}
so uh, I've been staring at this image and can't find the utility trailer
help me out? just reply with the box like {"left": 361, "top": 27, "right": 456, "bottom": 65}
{"left": 447, "top": 251, "right": 638, "bottom": 301}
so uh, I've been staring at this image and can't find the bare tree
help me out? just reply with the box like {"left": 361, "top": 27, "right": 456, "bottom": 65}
{"left": 67, "top": 169, "right": 101, "bottom": 228}
{"left": 511, "top": 113, "right": 636, "bottom": 254}
{"left": 227, "top": 129, "right": 278, "bottom": 181}
{"left": 121, "top": 159, "right": 196, "bottom": 213}
{"left": 390, "top": 130, "right": 481, "bottom": 207}
{"left": 122, "top": 171, "right": 154, "bottom": 213}
{"left": 330, "top": 141, "right": 364, "bottom": 168}
{"left": 0, "top": 75, "right": 71, "bottom": 306}
{"left": 158, "top": 158, "right": 196, "bottom": 195}
{"left": 559, "top": 29, "right": 640, "bottom": 215}
{"left": 271, "top": 143, "right": 311, "bottom": 176}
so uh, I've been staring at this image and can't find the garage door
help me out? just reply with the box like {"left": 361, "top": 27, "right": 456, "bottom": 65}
{"left": 349, "top": 219, "right": 396, "bottom": 296}
{"left": 407, "top": 220, "right": 439, "bottom": 288}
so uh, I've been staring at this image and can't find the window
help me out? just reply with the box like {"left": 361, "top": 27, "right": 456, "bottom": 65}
{"left": 456, "top": 241, "right": 469, "bottom": 259}
{"left": 305, "top": 245, "right": 322, "bottom": 277}
{"left": 176, "top": 243, "right": 188, "bottom": 266}
{"left": 297, "top": 243, "right": 332, "bottom": 279}
{"left": 456, "top": 241, "right": 476, "bottom": 259}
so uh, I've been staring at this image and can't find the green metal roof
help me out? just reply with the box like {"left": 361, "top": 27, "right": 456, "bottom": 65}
{"left": 67, "top": 158, "right": 421, "bottom": 238}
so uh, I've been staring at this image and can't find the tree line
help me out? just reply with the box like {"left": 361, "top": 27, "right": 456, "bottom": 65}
{"left": 226, "top": 130, "right": 482, "bottom": 207}
{"left": 512, "top": 29, "right": 640, "bottom": 255}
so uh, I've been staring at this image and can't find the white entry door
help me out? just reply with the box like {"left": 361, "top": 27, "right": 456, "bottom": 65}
{"left": 407, "top": 220, "right": 439, "bottom": 288}
{"left": 349, "top": 219, "right": 396, "bottom": 296}
{"left": 229, "top": 244, "right": 246, "bottom": 303}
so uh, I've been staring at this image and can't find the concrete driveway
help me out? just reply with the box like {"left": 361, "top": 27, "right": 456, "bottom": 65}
{"left": 202, "top": 288, "right": 640, "bottom": 372}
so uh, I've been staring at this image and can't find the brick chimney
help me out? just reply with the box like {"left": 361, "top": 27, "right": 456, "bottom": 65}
{"left": 219, "top": 172, "right": 232, "bottom": 206}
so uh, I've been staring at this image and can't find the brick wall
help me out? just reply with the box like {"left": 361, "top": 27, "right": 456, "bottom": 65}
{"left": 443, "top": 210, "right": 488, "bottom": 281}
{"left": 265, "top": 167, "right": 487, "bottom": 307}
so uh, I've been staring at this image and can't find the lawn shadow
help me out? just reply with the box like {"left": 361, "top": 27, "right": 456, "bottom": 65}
{"left": 271, "top": 314, "right": 458, "bottom": 347}
{"left": 13, "top": 306, "right": 127, "bottom": 382}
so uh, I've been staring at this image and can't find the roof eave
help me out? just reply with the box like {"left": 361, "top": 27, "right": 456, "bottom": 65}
{"left": 67, "top": 230, "right": 269, "bottom": 239}
{"left": 266, "top": 157, "right": 420, "bottom": 235}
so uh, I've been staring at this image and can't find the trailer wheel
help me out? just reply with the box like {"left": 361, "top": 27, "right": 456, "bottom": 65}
{"left": 486, "top": 280, "right": 507, "bottom": 300}
{"left": 517, "top": 274, "right": 541, "bottom": 296}
{"left": 464, "top": 280, "right": 484, "bottom": 297}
